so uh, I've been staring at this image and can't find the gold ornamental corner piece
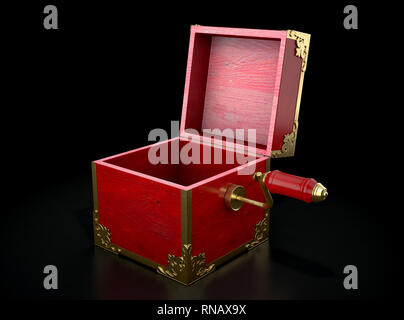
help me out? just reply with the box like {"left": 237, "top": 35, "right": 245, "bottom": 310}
{"left": 157, "top": 243, "right": 215, "bottom": 285}
{"left": 287, "top": 30, "right": 310, "bottom": 73}
{"left": 273, "top": 30, "right": 310, "bottom": 158}
{"left": 93, "top": 210, "right": 121, "bottom": 254}
{"left": 271, "top": 120, "right": 298, "bottom": 158}
{"left": 246, "top": 212, "right": 270, "bottom": 249}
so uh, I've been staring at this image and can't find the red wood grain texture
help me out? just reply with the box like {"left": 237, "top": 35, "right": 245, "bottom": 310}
{"left": 183, "top": 33, "right": 212, "bottom": 131}
{"left": 180, "top": 26, "right": 289, "bottom": 156}
{"left": 95, "top": 161, "right": 182, "bottom": 265}
{"left": 192, "top": 158, "right": 267, "bottom": 265}
{"left": 264, "top": 170, "right": 317, "bottom": 203}
{"left": 272, "top": 39, "right": 303, "bottom": 150}
{"left": 202, "top": 36, "right": 281, "bottom": 146}
{"left": 103, "top": 142, "right": 181, "bottom": 186}
{"left": 175, "top": 139, "right": 260, "bottom": 186}
{"left": 102, "top": 138, "right": 259, "bottom": 187}
{"left": 95, "top": 137, "right": 267, "bottom": 267}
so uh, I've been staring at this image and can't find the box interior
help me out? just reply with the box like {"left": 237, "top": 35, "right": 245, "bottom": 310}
{"left": 102, "top": 139, "right": 260, "bottom": 187}
{"left": 182, "top": 32, "right": 282, "bottom": 154}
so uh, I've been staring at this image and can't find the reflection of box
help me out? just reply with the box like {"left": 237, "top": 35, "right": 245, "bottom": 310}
{"left": 92, "top": 26, "right": 311, "bottom": 285}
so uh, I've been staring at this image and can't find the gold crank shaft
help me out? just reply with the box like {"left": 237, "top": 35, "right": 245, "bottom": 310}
{"left": 231, "top": 194, "right": 266, "bottom": 208}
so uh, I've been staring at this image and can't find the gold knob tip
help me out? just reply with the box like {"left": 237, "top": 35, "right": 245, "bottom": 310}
{"left": 312, "top": 183, "right": 328, "bottom": 202}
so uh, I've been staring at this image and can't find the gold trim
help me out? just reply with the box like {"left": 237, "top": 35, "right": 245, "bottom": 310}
{"left": 246, "top": 171, "right": 271, "bottom": 249}
{"left": 246, "top": 212, "right": 270, "bottom": 250}
{"left": 91, "top": 162, "right": 99, "bottom": 211}
{"left": 158, "top": 190, "right": 214, "bottom": 285}
{"left": 286, "top": 30, "right": 310, "bottom": 73}
{"left": 93, "top": 209, "right": 121, "bottom": 254}
{"left": 265, "top": 157, "right": 271, "bottom": 172}
{"left": 271, "top": 120, "right": 298, "bottom": 158}
{"left": 93, "top": 208, "right": 158, "bottom": 268}
{"left": 210, "top": 237, "right": 269, "bottom": 267}
{"left": 290, "top": 30, "right": 310, "bottom": 129}
{"left": 91, "top": 163, "right": 121, "bottom": 254}
{"left": 181, "top": 190, "right": 192, "bottom": 246}
{"left": 118, "top": 246, "right": 158, "bottom": 269}
{"left": 211, "top": 243, "right": 248, "bottom": 267}
{"left": 92, "top": 163, "right": 121, "bottom": 253}
{"left": 212, "top": 215, "right": 270, "bottom": 265}
{"left": 272, "top": 30, "right": 310, "bottom": 158}
{"left": 157, "top": 243, "right": 215, "bottom": 285}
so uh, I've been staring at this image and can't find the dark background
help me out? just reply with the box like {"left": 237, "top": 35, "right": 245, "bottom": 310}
{"left": 1, "top": 0, "right": 393, "bottom": 302}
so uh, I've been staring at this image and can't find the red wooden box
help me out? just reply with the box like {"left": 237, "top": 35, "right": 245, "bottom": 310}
{"left": 91, "top": 26, "right": 324, "bottom": 285}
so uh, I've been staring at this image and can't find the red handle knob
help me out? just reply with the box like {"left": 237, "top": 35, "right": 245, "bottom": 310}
{"left": 263, "top": 170, "right": 328, "bottom": 203}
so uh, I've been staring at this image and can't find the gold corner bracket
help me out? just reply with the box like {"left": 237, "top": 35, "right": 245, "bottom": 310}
{"left": 271, "top": 120, "right": 298, "bottom": 158}
{"left": 157, "top": 243, "right": 215, "bottom": 285}
{"left": 93, "top": 209, "right": 122, "bottom": 254}
{"left": 272, "top": 30, "right": 310, "bottom": 159}
{"left": 245, "top": 211, "right": 270, "bottom": 250}
{"left": 287, "top": 30, "right": 311, "bottom": 73}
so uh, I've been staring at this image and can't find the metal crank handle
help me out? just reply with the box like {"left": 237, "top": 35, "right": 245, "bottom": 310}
{"left": 263, "top": 170, "right": 328, "bottom": 203}
{"left": 224, "top": 172, "right": 273, "bottom": 211}
{"left": 224, "top": 171, "right": 328, "bottom": 211}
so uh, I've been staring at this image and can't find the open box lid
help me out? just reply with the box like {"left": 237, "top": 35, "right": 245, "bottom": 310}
{"left": 180, "top": 25, "right": 310, "bottom": 157}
